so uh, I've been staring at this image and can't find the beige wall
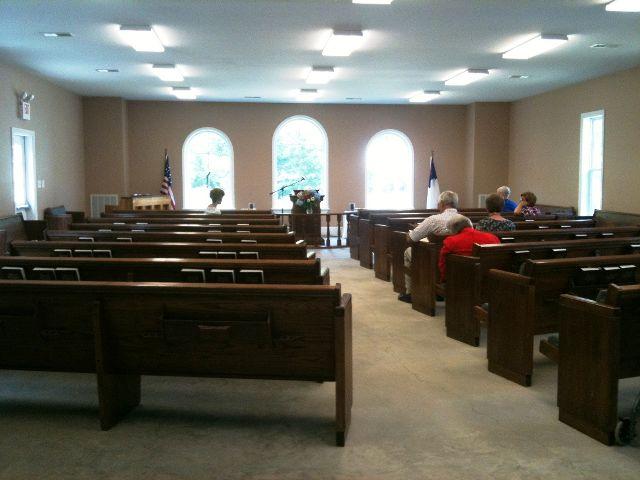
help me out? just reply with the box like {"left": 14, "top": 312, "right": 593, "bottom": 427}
{"left": 0, "top": 61, "right": 85, "bottom": 218}
{"left": 108, "top": 102, "right": 470, "bottom": 211}
{"left": 509, "top": 65, "right": 640, "bottom": 213}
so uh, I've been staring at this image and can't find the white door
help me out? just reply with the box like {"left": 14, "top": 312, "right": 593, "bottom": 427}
{"left": 11, "top": 128, "right": 37, "bottom": 219}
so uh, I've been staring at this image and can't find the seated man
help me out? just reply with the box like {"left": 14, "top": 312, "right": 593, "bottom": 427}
{"left": 497, "top": 185, "right": 518, "bottom": 213}
{"left": 399, "top": 190, "right": 459, "bottom": 303}
{"left": 438, "top": 214, "right": 500, "bottom": 282}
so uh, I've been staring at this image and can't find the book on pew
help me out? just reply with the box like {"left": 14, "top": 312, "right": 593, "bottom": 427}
{"left": 198, "top": 251, "right": 218, "bottom": 258}
{"left": 32, "top": 267, "right": 56, "bottom": 280}
{"left": 113, "top": 222, "right": 125, "bottom": 225}
{"left": 135, "top": 222, "right": 148, "bottom": 225}
{"left": 572, "top": 267, "right": 602, "bottom": 287}
{"left": 116, "top": 237, "right": 133, "bottom": 242}
{"left": 237, "top": 269, "right": 265, "bottom": 284}
{"left": 0, "top": 266, "right": 26, "bottom": 280}
{"left": 74, "top": 249, "right": 93, "bottom": 257}
{"left": 206, "top": 238, "right": 223, "bottom": 243}
{"left": 603, "top": 266, "right": 621, "bottom": 284}
{"left": 238, "top": 251, "right": 260, "bottom": 259}
{"left": 217, "top": 251, "right": 237, "bottom": 259}
{"left": 180, "top": 268, "right": 206, "bottom": 283}
{"left": 53, "top": 249, "right": 73, "bottom": 257}
{"left": 237, "top": 223, "right": 250, "bottom": 226}
{"left": 618, "top": 264, "right": 637, "bottom": 284}
{"left": 98, "top": 229, "right": 112, "bottom": 232}
{"left": 209, "top": 269, "right": 236, "bottom": 283}
{"left": 237, "top": 230, "right": 250, "bottom": 233}
{"left": 55, "top": 268, "right": 81, "bottom": 281}
{"left": 78, "top": 237, "right": 94, "bottom": 242}
{"left": 131, "top": 229, "right": 145, "bottom": 233}
{"left": 93, "top": 249, "right": 112, "bottom": 258}
{"left": 208, "top": 223, "right": 221, "bottom": 226}
{"left": 241, "top": 239, "right": 257, "bottom": 244}
{"left": 207, "top": 229, "right": 222, "bottom": 232}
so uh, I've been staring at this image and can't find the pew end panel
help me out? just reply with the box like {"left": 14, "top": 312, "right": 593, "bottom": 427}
{"left": 358, "top": 219, "right": 373, "bottom": 268}
{"left": 445, "top": 255, "right": 482, "bottom": 346}
{"left": 335, "top": 292, "right": 353, "bottom": 447}
{"left": 486, "top": 269, "right": 536, "bottom": 386}
{"left": 390, "top": 231, "right": 409, "bottom": 294}
{"left": 373, "top": 224, "right": 391, "bottom": 281}
{"left": 411, "top": 240, "right": 440, "bottom": 316}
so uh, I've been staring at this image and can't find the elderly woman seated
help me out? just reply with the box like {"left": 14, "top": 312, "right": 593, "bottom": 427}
{"left": 514, "top": 191, "right": 542, "bottom": 217}
{"left": 438, "top": 214, "right": 500, "bottom": 282}
{"left": 476, "top": 193, "right": 516, "bottom": 232}
{"left": 205, "top": 188, "right": 225, "bottom": 215}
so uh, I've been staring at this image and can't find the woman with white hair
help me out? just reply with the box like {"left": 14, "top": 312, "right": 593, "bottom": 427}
{"left": 497, "top": 186, "right": 517, "bottom": 213}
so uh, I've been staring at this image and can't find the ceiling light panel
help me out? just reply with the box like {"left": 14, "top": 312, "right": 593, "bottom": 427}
{"left": 444, "top": 69, "right": 490, "bottom": 86}
{"left": 42, "top": 32, "right": 73, "bottom": 37}
{"left": 502, "top": 34, "right": 568, "bottom": 60}
{"left": 409, "top": 91, "right": 441, "bottom": 103}
{"left": 322, "top": 30, "right": 364, "bottom": 57}
{"left": 119, "top": 25, "right": 164, "bottom": 52}
{"left": 297, "top": 88, "right": 319, "bottom": 100}
{"left": 606, "top": 0, "right": 640, "bottom": 12}
{"left": 152, "top": 64, "right": 184, "bottom": 82}
{"left": 353, "top": 0, "right": 394, "bottom": 4}
{"left": 172, "top": 87, "right": 196, "bottom": 100}
{"left": 306, "top": 66, "right": 335, "bottom": 84}
{"left": 96, "top": 69, "right": 119, "bottom": 73}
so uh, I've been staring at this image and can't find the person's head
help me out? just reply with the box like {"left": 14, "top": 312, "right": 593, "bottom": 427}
{"left": 209, "top": 188, "right": 225, "bottom": 205}
{"left": 497, "top": 186, "right": 511, "bottom": 199}
{"left": 485, "top": 193, "right": 504, "bottom": 214}
{"left": 520, "top": 191, "right": 537, "bottom": 206}
{"left": 447, "top": 214, "right": 473, "bottom": 235}
{"left": 438, "top": 191, "right": 459, "bottom": 211}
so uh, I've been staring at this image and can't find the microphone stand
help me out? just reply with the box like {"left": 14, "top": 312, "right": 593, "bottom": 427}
{"left": 270, "top": 177, "right": 306, "bottom": 220}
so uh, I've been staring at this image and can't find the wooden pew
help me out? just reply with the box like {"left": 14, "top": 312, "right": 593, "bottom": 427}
{"left": 0, "top": 214, "right": 47, "bottom": 254}
{"left": 69, "top": 223, "right": 288, "bottom": 233}
{"left": 11, "top": 240, "right": 312, "bottom": 260}
{"left": 0, "top": 257, "right": 329, "bottom": 285}
{"left": 103, "top": 210, "right": 275, "bottom": 218}
{"left": 86, "top": 217, "right": 281, "bottom": 225}
{"left": 348, "top": 213, "right": 359, "bottom": 260}
{"left": 486, "top": 254, "right": 640, "bottom": 386}
{"left": 45, "top": 230, "right": 296, "bottom": 244}
{"left": 557, "top": 285, "right": 640, "bottom": 445}
{"left": 0, "top": 281, "right": 352, "bottom": 445}
{"left": 593, "top": 209, "right": 640, "bottom": 227}
{"left": 43, "top": 205, "right": 86, "bottom": 230}
{"left": 444, "top": 239, "right": 640, "bottom": 345}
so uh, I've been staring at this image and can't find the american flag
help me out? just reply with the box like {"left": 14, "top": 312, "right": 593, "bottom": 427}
{"left": 160, "top": 149, "right": 176, "bottom": 210}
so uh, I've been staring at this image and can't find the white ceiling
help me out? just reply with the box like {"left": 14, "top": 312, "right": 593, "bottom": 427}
{"left": 1, "top": 0, "right": 639, "bottom": 105}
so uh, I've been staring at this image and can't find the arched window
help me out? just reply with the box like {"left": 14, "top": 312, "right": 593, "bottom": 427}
{"left": 272, "top": 116, "right": 328, "bottom": 210}
{"left": 182, "top": 128, "right": 234, "bottom": 209}
{"left": 365, "top": 130, "right": 414, "bottom": 209}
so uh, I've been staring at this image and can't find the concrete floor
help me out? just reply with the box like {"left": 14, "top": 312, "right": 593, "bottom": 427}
{"left": 0, "top": 248, "right": 638, "bottom": 479}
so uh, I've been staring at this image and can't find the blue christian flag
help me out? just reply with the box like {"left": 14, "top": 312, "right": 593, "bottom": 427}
{"left": 426, "top": 152, "right": 440, "bottom": 208}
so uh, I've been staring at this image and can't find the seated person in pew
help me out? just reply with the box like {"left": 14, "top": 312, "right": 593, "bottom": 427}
{"left": 399, "top": 190, "right": 459, "bottom": 303}
{"left": 438, "top": 214, "right": 500, "bottom": 282}
{"left": 476, "top": 194, "right": 516, "bottom": 232}
{"left": 497, "top": 185, "right": 518, "bottom": 213}
{"left": 205, "top": 188, "right": 225, "bottom": 215}
{"left": 514, "top": 191, "right": 542, "bottom": 217}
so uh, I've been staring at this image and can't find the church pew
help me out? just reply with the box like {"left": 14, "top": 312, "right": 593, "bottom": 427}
{"left": 0, "top": 281, "right": 352, "bottom": 445}
{"left": 69, "top": 223, "right": 288, "bottom": 233}
{"left": 103, "top": 210, "right": 275, "bottom": 218}
{"left": 444, "top": 240, "right": 640, "bottom": 345}
{"left": 485, "top": 254, "right": 640, "bottom": 386}
{"left": 558, "top": 285, "right": 640, "bottom": 445}
{"left": 593, "top": 209, "right": 640, "bottom": 227}
{"left": 45, "top": 230, "right": 296, "bottom": 244}
{"left": 348, "top": 213, "right": 359, "bottom": 260}
{"left": 85, "top": 217, "right": 281, "bottom": 225}
{"left": 0, "top": 214, "right": 47, "bottom": 254}
{"left": 11, "top": 240, "right": 312, "bottom": 260}
{"left": 0, "top": 257, "right": 329, "bottom": 285}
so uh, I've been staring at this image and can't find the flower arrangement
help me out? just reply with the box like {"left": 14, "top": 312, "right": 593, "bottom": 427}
{"left": 295, "top": 189, "right": 322, "bottom": 213}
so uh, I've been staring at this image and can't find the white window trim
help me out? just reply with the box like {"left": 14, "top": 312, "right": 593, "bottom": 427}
{"left": 182, "top": 127, "right": 235, "bottom": 209}
{"left": 11, "top": 127, "right": 37, "bottom": 219}
{"left": 578, "top": 110, "right": 605, "bottom": 216}
{"left": 365, "top": 129, "right": 415, "bottom": 209}
{"left": 272, "top": 115, "right": 329, "bottom": 210}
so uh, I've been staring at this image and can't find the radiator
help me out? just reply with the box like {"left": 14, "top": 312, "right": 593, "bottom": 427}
{"left": 477, "top": 193, "right": 490, "bottom": 208}
{"left": 90, "top": 194, "right": 119, "bottom": 218}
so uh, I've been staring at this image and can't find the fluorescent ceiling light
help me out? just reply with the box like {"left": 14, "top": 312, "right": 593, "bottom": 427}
{"left": 42, "top": 32, "right": 73, "bottom": 37}
{"left": 172, "top": 87, "right": 196, "bottom": 100}
{"left": 510, "top": 75, "right": 530, "bottom": 79}
{"left": 353, "top": 0, "right": 394, "bottom": 4}
{"left": 502, "top": 34, "right": 568, "bottom": 60}
{"left": 119, "top": 25, "right": 164, "bottom": 52}
{"left": 606, "top": 0, "right": 640, "bottom": 12}
{"left": 96, "top": 69, "right": 119, "bottom": 73}
{"left": 297, "top": 88, "right": 319, "bottom": 101}
{"left": 152, "top": 64, "right": 184, "bottom": 82}
{"left": 409, "top": 91, "right": 441, "bottom": 103}
{"left": 306, "top": 66, "right": 335, "bottom": 84}
{"left": 444, "top": 69, "right": 490, "bottom": 86}
{"left": 322, "top": 30, "right": 364, "bottom": 57}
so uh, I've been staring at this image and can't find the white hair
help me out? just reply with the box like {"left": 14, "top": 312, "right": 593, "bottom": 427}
{"left": 438, "top": 191, "right": 459, "bottom": 209}
{"left": 447, "top": 214, "right": 473, "bottom": 234}
{"left": 497, "top": 186, "right": 511, "bottom": 198}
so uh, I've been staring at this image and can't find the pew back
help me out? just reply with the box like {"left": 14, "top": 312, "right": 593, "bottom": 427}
{"left": 45, "top": 230, "right": 296, "bottom": 244}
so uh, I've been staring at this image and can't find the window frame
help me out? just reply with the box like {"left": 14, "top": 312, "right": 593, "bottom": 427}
{"left": 364, "top": 129, "right": 415, "bottom": 209}
{"left": 182, "top": 127, "right": 235, "bottom": 209}
{"left": 578, "top": 110, "right": 605, "bottom": 216}
{"left": 11, "top": 127, "right": 37, "bottom": 219}
{"left": 272, "top": 115, "right": 329, "bottom": 210}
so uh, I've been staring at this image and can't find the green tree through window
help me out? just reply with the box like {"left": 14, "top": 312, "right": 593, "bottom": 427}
{"left": 273, "top": 116, "right": 328, "bottom": 210}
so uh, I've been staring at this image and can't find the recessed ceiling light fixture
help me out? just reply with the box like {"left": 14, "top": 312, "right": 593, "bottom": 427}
{"left": 606, "top": 0, "right": 640, "bottom": 12}
{"left": 444, "top": 69, "right": 490, "bottom": 86}
{"left": 322, "top": 30, "right": 364, "bottom": 57}
{"left": 42, "top": 32, "right": 73, "bottom": 37}
{"left": 96, "top": 68, "right": 119, "bottom": 73}
{"left": 306, "top": 66, "right": 335, "bottom": 84}
{"left": 510, "top": 74, "right": 530, "bottom": 79}
{"left": 502, "top": 34, "right": 568, "bottom": 60}
{"left": 119, "top": 25, "right": 164, "bottom": 52}
{"left": 244, "top": 96, "right": 262, "bottom": 99}
{"left": 353, "top": 0, "right": 394, "bottom": 4}
{"left": 172, "top": 86, "right": 196, "bottom": 100}
{"left": 409, "top": 91, "right": 441, "bottom": 103}
{"left": 345, "top": 97, "right": 363, "bottom": 101}
{"left": 152, "top": 64, "right": 184, "bottom": 82}
{"left": 297, "top": 88, "right": 319, "bottom": 101}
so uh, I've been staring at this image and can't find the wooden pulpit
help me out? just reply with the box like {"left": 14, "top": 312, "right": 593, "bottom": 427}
{"left": 289, "top": 190, "right": 324, "bottom": 245}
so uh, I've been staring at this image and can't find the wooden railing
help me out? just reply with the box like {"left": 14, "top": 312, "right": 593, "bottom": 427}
{"left": 275, "top": 212, "right": 350, "bottom": 247}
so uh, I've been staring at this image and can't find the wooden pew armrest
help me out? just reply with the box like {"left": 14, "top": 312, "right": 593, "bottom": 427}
{"left": 321, "top": 267, "right": 330, "bottom": 285}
